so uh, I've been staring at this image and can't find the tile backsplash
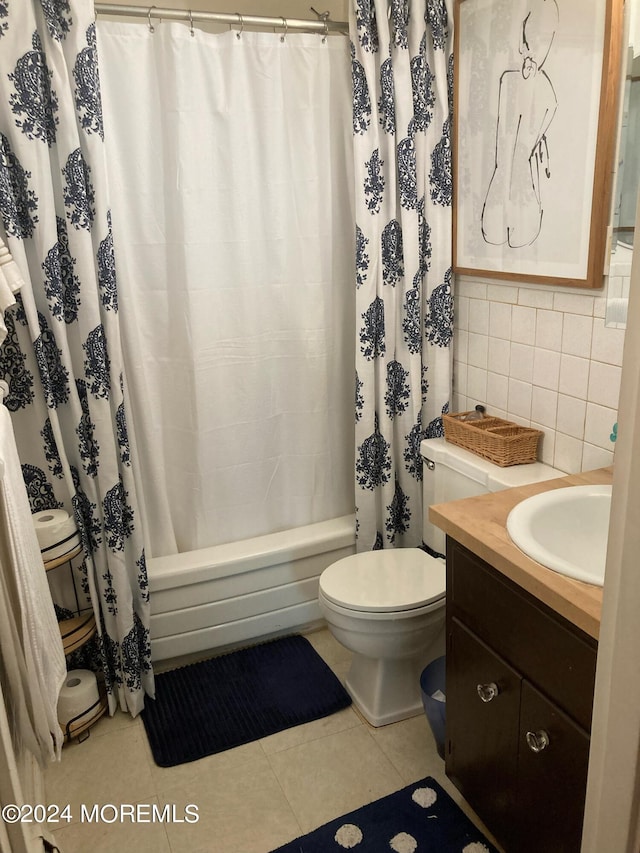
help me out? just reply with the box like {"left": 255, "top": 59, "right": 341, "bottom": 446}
{"left": 453, "top": 277, "right": 625, "bottom": 473}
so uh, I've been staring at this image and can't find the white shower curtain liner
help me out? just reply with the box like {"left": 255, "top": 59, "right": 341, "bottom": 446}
{"left": 97, "top": 22, "right": 355, "bottom": 556}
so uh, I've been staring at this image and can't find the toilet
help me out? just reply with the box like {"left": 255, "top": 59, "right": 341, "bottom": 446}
{"left": 319, "top": 437, "right": 564, "bottom": 727}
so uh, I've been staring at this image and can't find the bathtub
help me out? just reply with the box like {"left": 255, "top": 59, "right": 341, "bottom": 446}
{"left": 147, "top": 515, "right": 356, "bottom": 662}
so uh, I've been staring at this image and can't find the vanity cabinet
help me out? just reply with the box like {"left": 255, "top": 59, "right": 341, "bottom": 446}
{"left": 445, "top": 537, "right": 597, "bottom": 853}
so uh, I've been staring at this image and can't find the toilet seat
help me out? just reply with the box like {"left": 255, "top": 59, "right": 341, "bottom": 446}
{"left": 319, "top": 548, "right": 445, "bottom": 614}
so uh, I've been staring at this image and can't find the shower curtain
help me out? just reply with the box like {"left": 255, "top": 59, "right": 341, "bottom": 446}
{"left": 351, "top": 0, "right": 454, "bottom": 550}
{"left": 96, "top": 22, "right": 355, "bottom": 556}
{"left": 0, "top": 2, "right": 153, "bottom": 715}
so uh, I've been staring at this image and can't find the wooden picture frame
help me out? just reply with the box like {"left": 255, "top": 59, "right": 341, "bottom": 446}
{"left": 453, "top": 0, "right": 623, "bottom": 289}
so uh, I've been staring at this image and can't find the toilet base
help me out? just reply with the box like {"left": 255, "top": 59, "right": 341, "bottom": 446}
{"left": 344, "top": 627, "right": 445, "bottom": 727}
{"left": 346, "top": 655, "right": 425, "bottom": 726}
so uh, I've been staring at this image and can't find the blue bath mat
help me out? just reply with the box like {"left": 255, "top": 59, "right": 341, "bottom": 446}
{"left": 270, "top": 777, "right": 497, "bottom": 853}
{"left": 141, "top": 634, "right": 352, "bottom": 766}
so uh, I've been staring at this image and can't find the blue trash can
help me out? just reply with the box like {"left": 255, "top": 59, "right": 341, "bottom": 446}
{"left": 420, "top": 655, "right": 446, "bottom": 759}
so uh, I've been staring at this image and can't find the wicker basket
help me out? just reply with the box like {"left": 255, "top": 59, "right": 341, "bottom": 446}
{"left": 443, "top": 412, "right": 542, "bottom": 467}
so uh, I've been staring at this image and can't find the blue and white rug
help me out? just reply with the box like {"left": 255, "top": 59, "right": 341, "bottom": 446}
{"left": 270, "top": 777, "right": 497, "bottom": 853}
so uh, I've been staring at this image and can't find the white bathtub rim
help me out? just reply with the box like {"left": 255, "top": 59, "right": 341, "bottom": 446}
{"left": 148, "top": 513, "right": 356, "bottom": 591}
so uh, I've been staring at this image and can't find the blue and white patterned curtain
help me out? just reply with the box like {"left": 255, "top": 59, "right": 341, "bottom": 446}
{"left": 0, "top": 2, "right": 153, "bottom": 715}
{"left": 351, "top": 0, "right": 454, "bottom": 551}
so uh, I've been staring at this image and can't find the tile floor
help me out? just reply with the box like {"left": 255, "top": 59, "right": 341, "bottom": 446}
{"left": 45, "top": 628, "right": 499, "bottom": 853}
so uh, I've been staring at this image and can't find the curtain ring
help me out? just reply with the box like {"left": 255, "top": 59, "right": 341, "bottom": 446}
{"left": 322, "top": 19, "right": 328, "bottom": 43}
{"left": 236, "top": 12, "right": 244, "bottom": 39}
{"left": 147, "top": 5, "right": 156, "bottom": 33}
{"left": 280, "top": 17, "right": 288, "bottom": 42}
{"left": 188, "top": 9, "right": 195, "bottom": 36}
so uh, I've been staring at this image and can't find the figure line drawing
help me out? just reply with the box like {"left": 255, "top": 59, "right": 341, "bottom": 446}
{"left": 481, "top": 0, "right": 560, "bottom": 249}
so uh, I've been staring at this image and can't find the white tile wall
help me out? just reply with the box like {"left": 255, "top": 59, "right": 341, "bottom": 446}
{"left": 453, "top": 276, "right": 623, "bottom": 473}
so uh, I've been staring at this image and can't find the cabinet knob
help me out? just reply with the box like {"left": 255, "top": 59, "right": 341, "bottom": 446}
{"left": 476, "top": 682, "right": 499, "bottom": 703}
{"left": 526, "top": 730, "right": 550, "bottom": 753}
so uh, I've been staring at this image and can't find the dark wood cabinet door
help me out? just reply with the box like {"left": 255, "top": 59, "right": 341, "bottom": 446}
{"left": 448, "top": 538, "right": 597, "bottom": 732}
{"left": 515, "top": 680, "right": 590, "bottom": 853}
{"left": 447, "top": 617, "right": 521, "bottom": 844}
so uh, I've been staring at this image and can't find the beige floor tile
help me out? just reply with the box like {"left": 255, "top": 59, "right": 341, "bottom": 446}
{"left": 143, "top": 731, "right": 265, "bottom": 790}
{"left": 51, "top": 796, "right": 171, "bottom": 853}
{"left": 44, "top": 724, "right": 156, "bottom": 826}
{"left": 304, "top": 627, "right": 353, "bottom": 686}
{"left": 41, "top": 626, "right": 497, "bottom": 850}
{"left": 157, "top": 754, "right": 302, "bottom": 853}
{"left": 260, "top": 705, "right": 360, "bottom": 756}
{"left": 98, "top": 708, "right": 143, "bottom": 736}
{"left": 74, "top": 708, "right": 142, "bottom": 741}
{"left": 267, "top": 724, "right": 404, "bottom": 833}
{"left": 354, "top": 715, "right": 503, "bottom": 852}
{"left": 327, "top": 658, "right": 352, "bottom": 686}
{"left": 303, "top": 627, "right": 352, "bottom": 671}
{"left": 367, "top": 713, "right": 443, "bottom": 784}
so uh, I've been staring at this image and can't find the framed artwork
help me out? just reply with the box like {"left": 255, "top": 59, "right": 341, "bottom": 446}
{"left": 453, "top": 0, "right": 623, "bottom": 288}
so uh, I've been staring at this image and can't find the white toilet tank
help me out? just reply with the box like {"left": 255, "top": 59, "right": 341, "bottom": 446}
{"left": 420, "top": 437, "right": 565, "bottom": 556}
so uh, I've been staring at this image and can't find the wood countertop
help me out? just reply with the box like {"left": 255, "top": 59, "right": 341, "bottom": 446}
{"left": 429, "top": 466, "right": 612, "bottom": 641}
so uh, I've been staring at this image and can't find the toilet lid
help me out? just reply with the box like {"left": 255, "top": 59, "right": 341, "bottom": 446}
{"left": 319, "top": 548, "right": 446, "bottom": 613}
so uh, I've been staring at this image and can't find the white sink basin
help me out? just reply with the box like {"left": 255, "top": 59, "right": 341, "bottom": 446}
{"left": 506, "top": 485, "right": 612, "bottom": 586}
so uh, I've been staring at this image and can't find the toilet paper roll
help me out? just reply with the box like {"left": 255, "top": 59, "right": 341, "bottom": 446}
{"left": 32, "top": 509, "right": 80, "bottom": 562}
{"left": 57, "top": 669, "right": 100, "bottom": 729}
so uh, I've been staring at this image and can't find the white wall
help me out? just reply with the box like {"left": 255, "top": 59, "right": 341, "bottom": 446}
{"left": 452, "top": 276, "right": 624, "bottom": 474}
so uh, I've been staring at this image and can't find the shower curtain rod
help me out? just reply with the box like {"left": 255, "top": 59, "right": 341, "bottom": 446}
{"left": 94, "top": 4, "right": 348, "bottom": 34}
